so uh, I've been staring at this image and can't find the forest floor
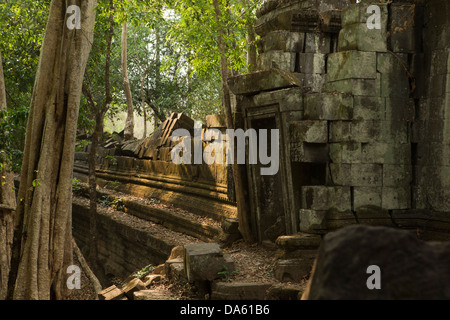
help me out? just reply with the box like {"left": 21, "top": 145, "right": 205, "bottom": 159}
{"left": 68, "top": 183, "right": 309, "bottom": 300}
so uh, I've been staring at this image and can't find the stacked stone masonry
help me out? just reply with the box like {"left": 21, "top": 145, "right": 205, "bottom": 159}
{"left": 229, "top": 0, "right": 450, "bottom": 242}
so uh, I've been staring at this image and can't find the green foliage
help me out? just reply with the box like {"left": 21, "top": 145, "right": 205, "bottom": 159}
{"left": 218, "top": 265, "right": 239, "bottom": 282}
{"left": 99, "top": 195, "right": 126, "bottom": 212}
{"left": 104, "top": 179, "right": 121, "bottom": 190}
{"left": 131, "top": 264, "right": 155, "bottom": 280}
{"left": 72, "top": 178, "right": 83, "bottom": 195}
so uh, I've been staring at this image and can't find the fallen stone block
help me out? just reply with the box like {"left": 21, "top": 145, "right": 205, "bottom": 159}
{"left": 165, "top": 258, "right": 186, "bottom": 282}
{"left": 122, "top": 278, "right": 146, "bottom": 300}
{"left": 98, "top": 285, "right": 125, "bottom": 301}
{"left": 134, "top": 289, "right": 170, "bottom": 300}
{"left": 184, "top": 243, "right": 235, "bottom": 283}
{"left": 143, "top": 274, "right": 162, "bottom": 287}
{"left": 211, "top": 282, "right": 273, "bottom": 300}
{"left": 304, "top": 225, "right": 450, "bottom": 299}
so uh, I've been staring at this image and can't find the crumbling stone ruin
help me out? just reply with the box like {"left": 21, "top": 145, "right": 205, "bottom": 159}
{"left": 73, "top": 0, "right": 450, "bottom": 299}
{"left": 229, "top": 0, "right": 450, "bottom": 242}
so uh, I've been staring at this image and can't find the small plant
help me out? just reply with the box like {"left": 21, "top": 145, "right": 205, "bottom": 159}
{"left": 218, "top": 265, "right": 239, "bottom": 282}
{"left": 105, "top": 155, "right": 118, "bottom": 166}
{"left": 104, "top": 180, "right": 121, "bottom": 191}
{"left": 72, "top": 178, "right": 83, "bottom": 195}
{"left": 132, "top": 264, "right": 155, "bottom": 280}
{"left": 111, "top": 198, "right": 126, "bottom": 212}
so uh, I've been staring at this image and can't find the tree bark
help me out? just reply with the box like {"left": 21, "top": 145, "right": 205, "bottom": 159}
{"left": 213, "top": 0, "right": 253, "bottom": 243}
{"left": 83, "top": 0, "right": 114, "bottom": 278}
{"left": 0, "top": 51, "right": 16, "bottom": 300}
{"left": 247, "top": 23, "right": 257, "bottom": 73}
{"left": 122, "top": 21, "right": 134, "bottom": 140}
{"left": 7, "top": 0, "right": 97, "bottom": 300}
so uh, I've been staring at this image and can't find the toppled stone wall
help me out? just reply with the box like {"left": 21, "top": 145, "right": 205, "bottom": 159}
{"left": 229, "top": 0, "right": 450, "bottom": 242}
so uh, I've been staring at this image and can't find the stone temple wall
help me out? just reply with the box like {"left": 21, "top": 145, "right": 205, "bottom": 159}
{"left": 229, "top": 0, "right": 450, "bottom": 242}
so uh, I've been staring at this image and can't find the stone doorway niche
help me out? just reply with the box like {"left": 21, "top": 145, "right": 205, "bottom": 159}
{"left": 244, "top": 103, "right": 297, "bottom": 243}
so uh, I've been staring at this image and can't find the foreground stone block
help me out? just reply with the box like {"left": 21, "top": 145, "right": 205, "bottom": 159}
{"left": 211, "top": 282, "right": 272, "bottom": 300}
{"left": 305, "top": 225, "right": 450, "bottom": 299}
{"left": 98, "top": 285, "right": 125, "bottom": 301}
{"left": 184, "top": 243, "right": 235, "bottom": 283}
{"left": 122, "top": 278, "right": 146, "bottom": 300}
{"left": 134, "top": 289, "right": 170, "bottom": 300}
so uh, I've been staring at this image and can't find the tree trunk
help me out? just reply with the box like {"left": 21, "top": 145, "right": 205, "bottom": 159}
{"left": 83, "top": 0, "right": 114, "bottom": 278}
{"left": 0, "top": 51, "right": 16, "bottom": 300}
{"left": 7, "top": 0, "right": 97, "bottom": 300}
{"left": 122, "top": 21, "right": 134, "bottom": 140}
{"left": 247, "top": 23, "right": 257, "bottom": 73}
{"left": 213, "top": 0, "right": 253, "bottom": 243}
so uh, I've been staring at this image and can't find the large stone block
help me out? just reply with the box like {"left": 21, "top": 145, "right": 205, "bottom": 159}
{"left": 383, "top": 164, "right": 413, "bottom": 188}
{"left": 258, "top": 50, "right": 297, "bottom": 72}
{"left": 304, "top": 225, "right": 450, "bottom": 300}
{"left": 298, "top": 53, "right": 326, "bottom": 74}
{"left": 301, "top": 186, "right": 351, "bottom": 212}
{"left": 295, "top": 73, "right": 326, "bottom": 92}
{"left": 329, "top": 142, "right": 362, "bottom": 164}
{"left": 304, "top": 32, "right": 331, "bottom": 54}
{"left": 291, "top": 141, "right": 329, "bottom": 163}
{"left": 290, "top": 120, "right": 328, "bottom": 143}
{"left": 341, "top": 3, "right": 389, "bottom": 27}
{"left": 353, "top": 96, "right": 385, "bottom": 121}
{"left": 382, "top": 186, "right": 411, "bottom": 209}
{"left": 274, "top": 258, "right": 316, "bottom": 282}
{"left": 323, "top": 78, "right": 379, "bottom": 96}
{"left": 350, "top": 163, "right": 383, "bottom": 187}
{"left": 259, "top": 30, "right": 305, "bottom": 53}
{"left": 299, "top": 209, "right": 327, "bottom": 234}
{"left": 338, "top": 23, "right": 388, "bottom": 52}
{"left": 228, "top": 69, "right": 301, "bottom": 96}
{"left": 361, "top": 142, "right": 411, "bottom": 164}
{"left": 304, "top": 93, "right": 353, "bottom": 120}
{"left": 184, "top": 243, "right": 235, "bottom": 283}
{"left": 353, "top": 187, "right": 382, "bottom": 209}
{"left": 328, "top": 51, "right": 377, "bottom": 82}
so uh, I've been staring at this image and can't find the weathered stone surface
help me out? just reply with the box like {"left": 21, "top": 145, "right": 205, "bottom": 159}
{"left": 258, "top": 30, "right": 305, "bottom": 53}
{"left": 301, "top": 186, "right": 351, "bottom": 212}
{"left": 134, "top": 289, "right": 170, "bottom": 300}
{"left": 265, "top": 284, "right": 305, "bottom": 300}
{"left": 299, "top": 209, "right": 327, "bottom": 234}
{"left": 290, "top": 120, "right": 328, "bottom": 143}
{"left": 184, "top": 243, "right": 235, "bottom": 283}
{"left": 228, "top": 69, "right": 301, "bottom": 96}
{"left": 258, "top": 50, "right": 297, "bottom": 72}
{"left": 329, "top": 142, "right": 362, "bottom": 164}
{"left": 328, "top": 51, "right": 377, "bottom": 82}
{"left": 298, "top": 53, "right": 326, "bottom": 74}
{"left": 143, "top": 274, "right": 162, "bottom": 287}
{"left": 168, "top": 246, "right": 185, "bottom": 260}
{"left": 165, "top": 258, "right": 186, "bottom": 282}
{"left": 323, "top": 78, "right": 379, "bottom": 96}
{"left": 221, "top": 218, "right": 240, "bottom": 234}
{"left": 122, "top": 278, "right": 146, "bottom": 300}
{"left": 274, "top": 258, "right": 315, "bottom": 282}
{"left": 211, "top": 282, "right": 272, "bottom": 300}
{"left": 98, "top": 285, "right": 125, "bottom": 301}
{"left": 304, "top": 93, "right": 353, "bottom": 120}
{"left": 290, "top": 141, "right": 329, "bottom": 163}
{"left": 305, "top": 225, "right": 450, "bottom": 299}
